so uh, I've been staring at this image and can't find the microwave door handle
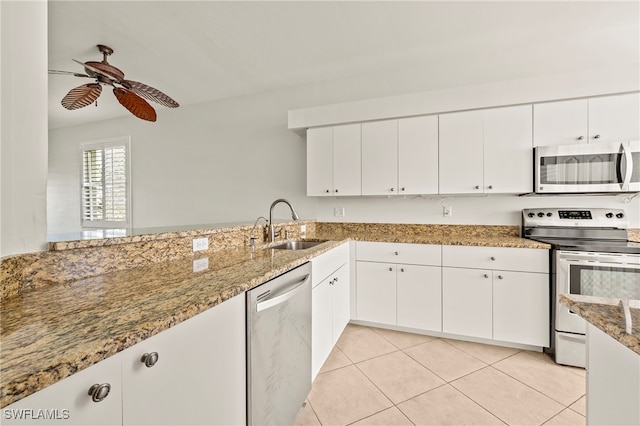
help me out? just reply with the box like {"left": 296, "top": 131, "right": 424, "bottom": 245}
{"left": 619, "top": 143, "right": 633, "bottom": 191}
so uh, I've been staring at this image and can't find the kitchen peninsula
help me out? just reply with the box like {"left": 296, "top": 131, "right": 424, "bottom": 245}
{"left": 560, "top": 295, "right": 640, "bottom": 425}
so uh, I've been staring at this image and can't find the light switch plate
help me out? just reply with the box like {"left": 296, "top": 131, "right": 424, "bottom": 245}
{"left": 193, "top": 237, "right": 209, "bottom": 252}
{"left": 334, "top": 207, "right": 345, "bottom": 217}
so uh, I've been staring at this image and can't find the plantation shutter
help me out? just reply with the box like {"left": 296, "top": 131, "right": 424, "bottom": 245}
{"left": 81, "top": 137, "right": 130, "bottom": 228}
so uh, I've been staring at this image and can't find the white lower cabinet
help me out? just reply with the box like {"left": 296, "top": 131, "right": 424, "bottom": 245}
{"left": 355, "top": 242, "right": 442, "bottom": 332}
{"left": 2, "top": 352, "right": 123, "bottom": 426}
{"left": 311, "top": 243, "right": 350, "bottom": 380}
{"left": 442, "top": 267, "right": 493, "bottom": 339}
{"left": 122, "top": 293, "right": 246, "bottom": 426}
{"left": 3, "top": 294, "right": 246, "bottom": 426}
{"left": 442, "top": 245, "right": 550, "bottom": 347}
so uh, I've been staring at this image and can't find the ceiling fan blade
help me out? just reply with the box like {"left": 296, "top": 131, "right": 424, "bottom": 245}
{"left": 49, "top": 69, "right": 91, "bottom": 78}
{"left": 61, "top": 83, "right": 102, "bottom": 110}
{"left": 113, "top": 87, "right": 157, "bottom": 122}
{"left": 122, "top": 80, "right": 179, "bottom": 108}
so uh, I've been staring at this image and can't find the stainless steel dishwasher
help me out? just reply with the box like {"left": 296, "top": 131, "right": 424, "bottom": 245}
{"left": 246, "top": 262, "right": 312, "bottom": 426}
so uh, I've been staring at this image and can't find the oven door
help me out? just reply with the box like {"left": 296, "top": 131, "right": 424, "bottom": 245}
{"left": 535, "top": 141, "right": 639, "bottom": 193}
{"left": 555, "top": 250, "right": 640, "bottom": 335}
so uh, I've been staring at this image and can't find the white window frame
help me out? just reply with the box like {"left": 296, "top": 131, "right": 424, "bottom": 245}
{"left": 80, "top": 136, "right": 132, "bottom": 229}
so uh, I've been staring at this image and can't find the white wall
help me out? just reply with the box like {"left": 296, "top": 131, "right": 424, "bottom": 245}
{"left": 1, "top": 1, "right": 48, "bottom": 257}
{"left": 314, "top": 194, "right": 640, "bottom": 228}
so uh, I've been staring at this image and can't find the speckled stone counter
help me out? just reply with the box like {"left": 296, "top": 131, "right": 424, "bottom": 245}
{"left": 560, "top": 294, "right": 640, "bottom": 356}
{"left": 0, "top": 240, "right": 342, "bottom": 408}
{"left": 0, "top": 222, "right": 549, "bottom": 408}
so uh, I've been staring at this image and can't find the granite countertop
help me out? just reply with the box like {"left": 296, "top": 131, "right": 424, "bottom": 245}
{"left": 0, "top": 240, "right": 343, "bottom": 408}
{"left": 560, "top": 294, "right": 640, "bottom": 356}
{"left": 0, "top": 228, "right": 549, "bottom": 408}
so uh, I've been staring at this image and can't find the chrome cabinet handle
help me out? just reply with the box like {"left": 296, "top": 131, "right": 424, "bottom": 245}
{"left": 483, "top": 274, "right": 489, "bottom": 278}
{"left": 141, "top": 352, "right": 159, "bottom": 368}
{"left": 594, "top": 134, "right": 601, "bottom": 139}
{"left": 88, "top": 383, "right": 111, "bottom": 403}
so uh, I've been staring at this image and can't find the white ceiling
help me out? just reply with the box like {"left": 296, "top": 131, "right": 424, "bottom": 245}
{"left": 48, "top": 1, "right": 640, "bottom": 129}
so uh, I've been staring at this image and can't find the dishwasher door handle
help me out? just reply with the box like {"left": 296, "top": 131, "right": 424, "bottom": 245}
{"left": 256, "top": 274, "right": 311, "bottom": 312}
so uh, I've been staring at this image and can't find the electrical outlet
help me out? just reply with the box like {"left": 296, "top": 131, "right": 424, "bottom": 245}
{"left": 193, "top": 237, "right": 209, "bottom": 252}
{"left": 443, "top": 206, "right": 453, "bottom": 217}
{"left": 334, "top": 207, "right": 345, "bottom": 217}
{"left": 300, "top": 224, "right": 307, "bottom": 233}
{"left": 193, "top": 257, "right": 209, "bottom": 272}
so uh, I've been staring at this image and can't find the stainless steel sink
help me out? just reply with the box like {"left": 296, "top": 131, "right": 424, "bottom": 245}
{"left": 270, "top": 240, "right": 327, "bottom": 250}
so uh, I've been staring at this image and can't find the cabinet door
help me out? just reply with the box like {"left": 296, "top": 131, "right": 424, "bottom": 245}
{"left": 312, "top": 278, "right": 333, "bottom": 381}
{"left": 397, "top": 264, "right": 442, "bottom": 332}
{"left": 398, "top": 115, "right": 438, "bottom": 195}
{"left": 362, "top": 120, "right": 398, "bottom": 195}
{"left": 356, "top": 262, "right": 396, "bottom": 325}
{"left": 332, "top": 263, "right": 351, "bottom": 345}
{"left": 122, "top": 294, "right": 246, "bottom": 426}
{"left": 588, "top": 93, "right": 640, "bottom": 143}
{"left": 3, "top": 354, "right": 122, "bottom": 426}
{"left": 333, "top": 124, "right": 361, "bottom": 196}
{"left": 493, "top": 271, "right": 549, "bottom": 347}
{"left": 442, "top": 267, "right": 492, "bottom": 339}
{"left": 307, "top": 127, "right": 333, "bottom": 196}
{"left": 483, "top": 105, "right": 533, "bottom": 193}
{"left": 439, "top": 110, "right": 484, "bottom": 194}
{"left": 533, "top": 99, "right": 588, "bottom": 146}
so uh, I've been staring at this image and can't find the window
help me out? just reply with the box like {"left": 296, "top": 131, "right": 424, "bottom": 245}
{"left": 80, "top": 137, "right": 131, "bottom": 229}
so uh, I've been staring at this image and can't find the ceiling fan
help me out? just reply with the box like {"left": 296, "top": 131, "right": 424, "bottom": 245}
{"left": 49, "top": 44, "right": 179, "bottom": 122}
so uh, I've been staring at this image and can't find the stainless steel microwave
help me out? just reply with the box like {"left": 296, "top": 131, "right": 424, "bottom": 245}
{"left": 534, "top": 141, "right": 640, "bottom": 193}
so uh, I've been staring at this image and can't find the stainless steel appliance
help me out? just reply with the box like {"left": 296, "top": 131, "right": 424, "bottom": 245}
{"left": 523, "top": 208, "right": 640, "bottom": 368}
{"left": 246, "top": 262, "right": 312, "bottom": 425}
{"left": 534, "top": 141, "right": 640, "bottom": 193}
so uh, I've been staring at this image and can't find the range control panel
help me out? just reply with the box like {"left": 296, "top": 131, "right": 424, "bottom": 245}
{"left": 523, "top": 208, "right": 628, "bottom": 229}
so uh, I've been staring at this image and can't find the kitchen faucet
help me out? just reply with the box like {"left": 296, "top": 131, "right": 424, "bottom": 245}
{"left": 268, "top": 199, "right": 299, "bottom": 242}
{"left": 249, "top": 216, "right": 268, "bottom": 251}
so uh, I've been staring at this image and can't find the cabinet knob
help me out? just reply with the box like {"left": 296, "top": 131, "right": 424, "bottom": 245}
{"left": 484, "top": 274, "right": 489, "bottom": 278}
{"left": 325, "top": 189, "right": 330, "bottom": 193}
{"left": 577, "top": 136, "right": 584, "bottom": 140}
{"left": 389, "top": 267, "right": 393, "bottom": 272}
{"left": 594, "top": 134, "right": 601, "bottom": 139}
{"left": 498, "top": 275, "right": 504, "bottom": 280}
{"left": 88, "top": 383, "right": 111, "bottom": 403}
{"left": 474, "top": 185, "right": 480, "bottom": 190}
{"left": 487, "top": 185, "right": 493, "bottom": 190}
{"left": 141, "top": 352, "right": 159, "bottom": 368}
{"left": 490, "top": 256, "right": 496, "bottom": 261}
{"left": 400, "top": 268, "right": 405, "bottom": 272}
{"left": 401, "top": 187, "right": 405, "bottom": 191}
{"left": 390, "top": 188, "right": 395, "bottom": 192}
{"left": 394, "top": 251, "right": 399, "bottom": 255}
{"left": 334, "top": 189, "right": 339, "bottom": 193}
{"left": 334, "top": 277, "right": 339, "bottom": 283}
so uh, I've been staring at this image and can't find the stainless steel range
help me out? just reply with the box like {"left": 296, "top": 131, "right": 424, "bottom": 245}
{"left": 522, "top": 207, "right": 640, "bottom": 368}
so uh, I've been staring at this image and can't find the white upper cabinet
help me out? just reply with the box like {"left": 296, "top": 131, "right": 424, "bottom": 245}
{"left": 361, "top": 116, "right": 439, "bottom": 196}
{"left": 533, "top": 99, "right": 588, "bottom": 146}
{"left": 439, "top": 106, "right": 532, "bottom": 194}
{"left": 439, "top": 110, "right": 485, "bottom": 194}
{"left": 398, "top": 115, "right": 439, "bottom": 194}
{"left": 534, "top": 93, "right": 640, "bottom": 146}
{"left": 588, "top": 93, "right": 640, "bottom": 143}
{"left": 484, "top": 105, "right": 533, "bottom": 193}
{"left": 307, "top": 124, "right": 361, "bottom": 196}
{"left": 362, "top": 120, "right": 398, "bottom": 195}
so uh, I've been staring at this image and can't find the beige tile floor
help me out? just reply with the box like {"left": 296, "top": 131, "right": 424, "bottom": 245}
{"left": 295, "top": 324, "right": 586, "bottom": 426}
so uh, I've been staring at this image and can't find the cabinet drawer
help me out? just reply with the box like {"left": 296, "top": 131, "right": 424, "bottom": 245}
{"left": 442, "top": 245, "right": 548, "bottom": 273}
{"left": 312, "top": 243, "right": 349, "bottom": 287}
{"left": 356, "top": 241, "right": 441, "bottom": 265}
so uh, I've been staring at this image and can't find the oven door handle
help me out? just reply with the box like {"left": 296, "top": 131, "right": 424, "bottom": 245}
{"left": 618, "top": 142, "right": 633, "bottom": 191}
{"left": 560, "top": 257, "right": 640, "bottom": 269}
